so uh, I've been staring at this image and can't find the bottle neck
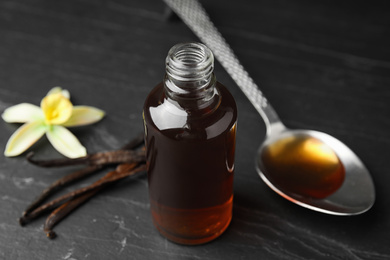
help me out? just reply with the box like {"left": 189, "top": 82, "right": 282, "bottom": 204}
{"left": 164, "top": 43, "right": 217, "bottom": 107}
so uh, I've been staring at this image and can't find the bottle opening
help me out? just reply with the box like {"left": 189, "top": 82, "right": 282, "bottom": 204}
{"left": 174, "top": 47, "right": 206, "bottom": 65}
{"left": 166, "top": 42, "right": 214, "bottom": 84}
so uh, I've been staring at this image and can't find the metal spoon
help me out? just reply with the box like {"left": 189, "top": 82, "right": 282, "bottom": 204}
{"left": 164, "top": 0, "right": 375, "bottom": 215}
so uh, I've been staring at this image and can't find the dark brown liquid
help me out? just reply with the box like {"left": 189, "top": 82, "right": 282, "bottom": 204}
{"left": 261, "top": 135, "right": 345, "bottom": 199}
{"left": 143, "top": 82, "right": 237, "bottom": 245}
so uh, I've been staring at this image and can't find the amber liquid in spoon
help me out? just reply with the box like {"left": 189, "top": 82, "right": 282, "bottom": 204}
{"left": 261, "top": 135, "right": 345, "bottom": 199}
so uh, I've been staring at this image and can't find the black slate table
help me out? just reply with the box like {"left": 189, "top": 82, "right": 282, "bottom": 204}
{"left": 1, "top": 0, "right": 389, "bottom": 259}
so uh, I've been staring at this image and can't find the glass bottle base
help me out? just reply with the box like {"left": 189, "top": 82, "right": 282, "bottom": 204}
{"left": 150, "top": 196, "right": 233, "bottom": 245}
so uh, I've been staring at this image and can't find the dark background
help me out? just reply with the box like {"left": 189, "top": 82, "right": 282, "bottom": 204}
{"left": 0, "top": 0, "right": 389, "bottom": 259}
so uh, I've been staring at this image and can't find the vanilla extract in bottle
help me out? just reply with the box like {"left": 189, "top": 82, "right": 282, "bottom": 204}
{"left": 143, "top": 42, "right": 237, "bottom": 245}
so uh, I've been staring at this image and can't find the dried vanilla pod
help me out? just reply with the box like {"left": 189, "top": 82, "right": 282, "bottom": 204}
{"left": 19, "top": 133, "right": 147, "bottom": 239}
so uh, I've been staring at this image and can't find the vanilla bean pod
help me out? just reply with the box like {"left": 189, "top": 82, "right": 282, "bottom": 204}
{"left": 22, "top": 165, "right": 103, "bottom": 217}
{"left": 19, "top": 164, "right": 146, "bottom": 226}
{"left": 22, "top": 134, "right": 145, "bottom": 217}
{"left": 27, "top": 149, "right": 145, "bottom": 168}
{"left": 44, "top": 189, "right": 100, "bottom": 239}
{"left": 26, "top": 132, "right": 145, "bottom": 168}
{"left": 43, "top": 163, "right": 138, "bottom": 239}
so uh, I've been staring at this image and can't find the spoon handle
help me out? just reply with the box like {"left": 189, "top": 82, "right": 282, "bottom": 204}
{"left": 163, "top": 0, "right": 283, "bottom": 133}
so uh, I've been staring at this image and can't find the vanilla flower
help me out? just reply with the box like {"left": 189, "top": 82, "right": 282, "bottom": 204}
{"left": 2, "top": 87, "right": 105, "bottom": 158}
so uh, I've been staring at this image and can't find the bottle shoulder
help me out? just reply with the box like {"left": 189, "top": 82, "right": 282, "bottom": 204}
{"left": 143, "top": 82, "right": 237, "bottom": 140}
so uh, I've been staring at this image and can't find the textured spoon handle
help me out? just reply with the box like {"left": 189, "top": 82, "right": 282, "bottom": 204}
{"left": 163, "top": 0, "right": 281, "bottom": 129}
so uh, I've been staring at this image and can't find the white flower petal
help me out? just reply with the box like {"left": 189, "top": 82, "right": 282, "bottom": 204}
{"left": 62, "top": 106, "right": 105, "bottom": 127}
{"left": 46, "top": 125, "right": 87, "bottom": 158}
{"left": 4, "top": 121, "right": 46, "bottom": 157}
{"left": 47, "top": 87, "right": 70, "bottom": 99}
{"left": 2, "top": 103, "right": 43, "bottom": 123}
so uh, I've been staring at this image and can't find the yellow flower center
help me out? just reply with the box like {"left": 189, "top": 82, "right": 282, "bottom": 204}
{"left": 41, "top": 93, "right": 73, "bottom": 125}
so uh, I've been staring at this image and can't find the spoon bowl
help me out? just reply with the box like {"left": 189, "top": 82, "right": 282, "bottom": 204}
{"left": 164, "top": 0, "right": 376, "bottom": 215}
{"left": 256, "top": 126, "right": 375, "bottom": 215}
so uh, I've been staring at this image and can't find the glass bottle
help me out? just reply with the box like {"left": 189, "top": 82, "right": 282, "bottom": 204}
{"left": 143, "top": 42, "right": 237, "bottom": 245}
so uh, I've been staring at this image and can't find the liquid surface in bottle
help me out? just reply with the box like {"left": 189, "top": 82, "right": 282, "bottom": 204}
{"left": 261, "top": 135, "right": 345, "bottom": 199}
{"left": 143, "top": 82, "right": 237, "bottom": 245}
